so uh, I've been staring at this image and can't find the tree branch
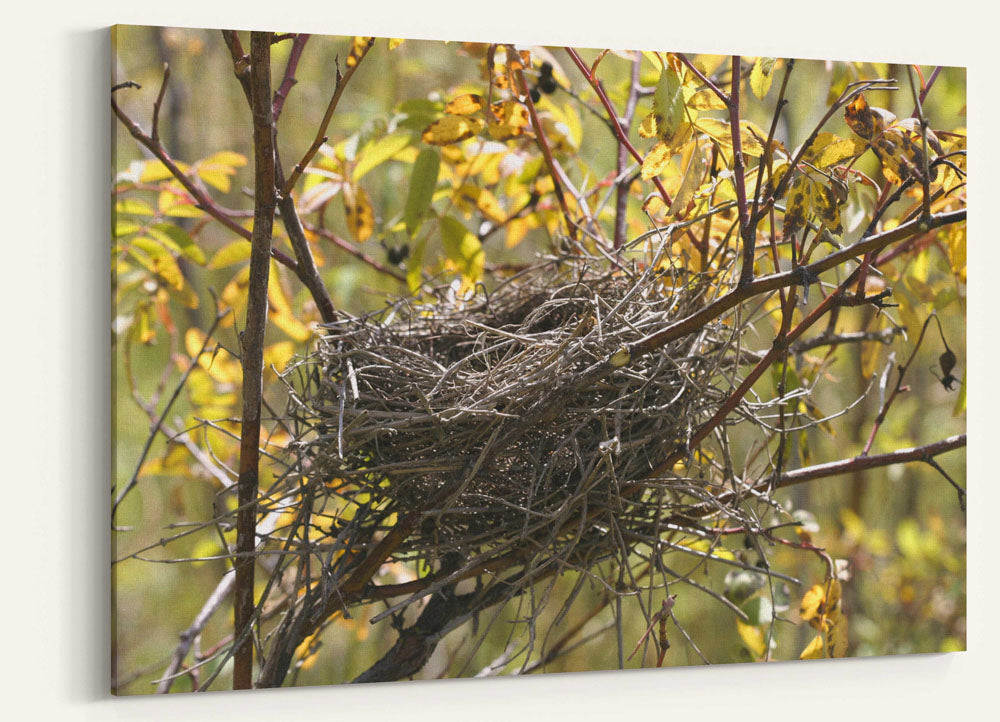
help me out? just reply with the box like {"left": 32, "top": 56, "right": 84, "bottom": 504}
{"left": 233, "top": 31, "right": 277, "bottom": 690}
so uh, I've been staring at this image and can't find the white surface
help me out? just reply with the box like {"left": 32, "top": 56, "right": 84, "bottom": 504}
{"left": 0, "top": 1, "right": 992, "bottom": 719}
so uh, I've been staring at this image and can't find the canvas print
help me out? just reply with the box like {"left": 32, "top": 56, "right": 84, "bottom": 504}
{"left": 111, "top": 26, "right": 967, "bottom": 693}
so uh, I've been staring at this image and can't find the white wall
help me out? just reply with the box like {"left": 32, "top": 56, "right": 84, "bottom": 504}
{"left": 2, "top": 2, "right": 993, "bottom": 719}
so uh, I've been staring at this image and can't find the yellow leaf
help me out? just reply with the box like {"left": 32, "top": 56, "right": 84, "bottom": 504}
{"left": 387, "top": 38, "right": 405, "bottom": 50}
{"left": 208, "top": 240, "right": 251, "bottom": 270}
{"left": 653, "top": 66, "right": 689, "bottom": 142}
{"left": 263, "top": 342, "right": 295, "bottom": 372}
{"left": 200, "top": 151, "right": 248, "bottom": 169}
{"left": 141, "top": 159, "right": 190, "bottom": 183}
{"left": 800, "top": 633, "right": 825, "bottom": 660}
{"left": 638, "top": 112, "right": 660, "bottom": 139}
{"left": 422, "top": 115, "right": 485, "bottom": 146}
{"left": 445, "top": 94, "right": 487, "bottom": 116}
{"left": 504, "top": 216, "right": 531, "bottom": 248}
{"left": 805, "top": 132, "right": 858, "bottom": 168}
{"left": 487, "top": 101, "right": 530, "bottom": 141}
{"left": 687, "top": 89, "right": 727, "bottom": 110}
{"left": 749, "top": 57, "right": 777, "bottom": 100}
{"left": 342, "top": 184, "right": 374, "bottom": 242}
{"left": 270, "top": 307, "right": 312, "bottom": 342}
{"left": 347, "top": 37, "right": 372, "bottom": 67}
{"left": 185, "top": 328, "right": 241, "bottom": 384}
{"left": 736, "top": 620, "right": 767, "bottom": 659}
{"left": 128, "top": 236, "right": 185, "bottom": 292}
{"left": 799, "top": 584, "right": 826, "bottom": 624}
{"left": 475, "top": 187, "right": 506, "bottom": 224}
{"left": 696, "top": 118, "right": 764, "bottom": 157}
{"left": 641, "top": 141, "right": 672, "bottom": 180}
{"left": 158, "top": 190, "right": 203, "bottom": 218}
{"left": 440, "top": 216, "right": 484, "bottom": 282}
{"left": 783, "top": 174, "right": 813, "bottom": 237}
{"left": 669, "top": 139, "right": 710, "bottom": 216}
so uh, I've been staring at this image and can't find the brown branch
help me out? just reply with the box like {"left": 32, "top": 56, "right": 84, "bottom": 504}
{"left": 222, "top": 30, "right": 337, "bottom": 323}
{"left": 776, "top": 434, "right": 965, "bottom": 488}
{"left": 564, "top": 47, "right": 674, "bottom": 210}
{"left": 675, "top": 53, "right": 729, "bottom": 106}
{"left": 272, "top": 33, "right": 310, "bottom": 121}
{"left": 614, "top": 54, "right": 641, "bottom": 249}
{"left": 629, "top": 209, "right": 965, "bottom": 357}
{"left": 282, "top": 37, "right": 375, "bottom": 197}
{"left": 233, "top": 31, "right": 277, "bottom": 690}
{"left": 111, "top": 90, "right": 299, "bottom": 272}
{"left": 507, "top": 46, "right": 577, "bottom": 240}
{"left": 151, "top": 63, "right": 170, "bottom": 143}
{"left": 302, "top": 222, "right": 407, "bottom": 282}
{"left": 728, "top": 56, "right": 754, "bottom": 286}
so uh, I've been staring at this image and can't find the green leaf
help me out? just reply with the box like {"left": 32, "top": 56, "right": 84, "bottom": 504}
{"left": 404, "top": 149, "right": 441, "bottom": 238}
{"left": 353, "top": 131, "right": 413, "bottom": 182}
{"left": 653, "top": 67, "right": 687, "bottom": 141}
{"left": 149, "top": 223, "right": 206, "bottom": 265}
{"left": 440, "top": 216, "right": 484, "bottom": 282}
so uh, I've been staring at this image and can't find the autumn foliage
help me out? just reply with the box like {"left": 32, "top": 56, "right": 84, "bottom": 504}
{"left": 111, "top": 29, "right": 966, "bottom": 691}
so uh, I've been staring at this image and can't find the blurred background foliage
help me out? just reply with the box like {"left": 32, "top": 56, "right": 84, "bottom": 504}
{"left": 112, "top": 26, "right": 965, "bottom": 692}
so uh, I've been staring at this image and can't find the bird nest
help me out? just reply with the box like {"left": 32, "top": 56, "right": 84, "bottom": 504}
{"left": 278, "top": 252, "right": 749, "bottom": 613}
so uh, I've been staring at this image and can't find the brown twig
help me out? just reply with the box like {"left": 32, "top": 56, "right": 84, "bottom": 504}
{"left": 282, "top": 37, "right": 375, "bottom": 196}
{"left": 614, "top": 53, "right": 642, "bottom": 249}
{"left": 272, "top": 33, "right": 310, "bottom": 121}
{"left": 564, "top": 47, "right": 674, "bottom": 209}
{"left": 111, "top": 90, "right": 299, "bottom": 272}
{"left": 507, "top": 46, "right": 577, "bottom": 240}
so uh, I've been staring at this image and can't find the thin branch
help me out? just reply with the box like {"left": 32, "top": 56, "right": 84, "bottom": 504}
{"left": 272, "top": 34, "right": 310, "bottom": 121}
{"left": 614, "top": 53, "right": 641, "bottom": 249}
{"left": 776, "top": 434, "right": 965, "bottom": 488}
{"left": 111, "top": 90, "right": 299, "bottom": 272}
{"left": 507, "top": 46, "right": 577, "bottom": 240}
{"left": 564, "top": 47, "right": 674, "bottom": 209}
{"left": 151, "top": 63, "right": 170, "bottom": 143}
{"left": 728, "top": 56, "right": 754, "bottom": 286}
{"left": 675, "top": 53, "right": 729, "bottom": 106}
{"left": 629, "top": 209, "right": 965, "bottom": 357}
{"left": 282, "top": 37, "right": 375, "bottom": 196}
{"left": 112, "top": 310, "right": 224, "bottom": 520}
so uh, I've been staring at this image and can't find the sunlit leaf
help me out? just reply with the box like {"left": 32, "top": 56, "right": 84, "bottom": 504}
{"left": 353, "top": 131, "right": 413, "bottom": 181}
{"left": 445, "top": 94, "right": 487, "bottom": 116}
{"left": 642, "top": 141, "right": 672, "bottom": 180}
{"left": 422, "top": 115, "right": 485, "bottom": 146}
{"left": 208, "top": 239, "right": 251, "bottom": 270}
{"left": 749, "top": 57, "right": 777, "bottom": 100}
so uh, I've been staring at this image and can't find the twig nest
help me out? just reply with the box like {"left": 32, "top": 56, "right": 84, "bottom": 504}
{"left": 280, "top": 255, "right": 742, "bottom": 610}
